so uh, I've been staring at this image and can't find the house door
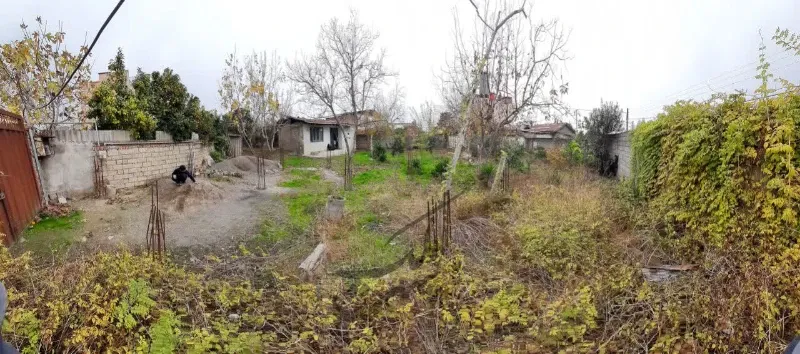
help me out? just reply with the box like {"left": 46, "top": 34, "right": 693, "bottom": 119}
{"left": 330, "top": 127, "right": 339, "bottom": 149}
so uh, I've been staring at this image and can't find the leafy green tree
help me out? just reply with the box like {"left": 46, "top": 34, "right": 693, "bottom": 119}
{"left": 88, "top": 85, "right": 155, "bottom": 139}
{"left": 0, "top": 16, "right": 90, "bottom": 126}
{"left": 582, "top": 101, "right": 623, "bottom": 165}
{"left": 88, "top": 48, "right": 155, "bottom": 139}
{"left": 107, "top": 48, "right": 130, "bottom": 98}
{"left": 132, "top": 68, "right": 196, "bottom": 141}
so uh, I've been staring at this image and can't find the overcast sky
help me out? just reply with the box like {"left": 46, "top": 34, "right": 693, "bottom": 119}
{"left": 3, "top": 0, "right": 799, "bottom": 125}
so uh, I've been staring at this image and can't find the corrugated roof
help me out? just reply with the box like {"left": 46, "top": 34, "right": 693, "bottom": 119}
{"left": 282, "top": 116, "right": 355, "bottom": 126}
{"left": 523, "top": 123, "right": 574, "bottom": 134}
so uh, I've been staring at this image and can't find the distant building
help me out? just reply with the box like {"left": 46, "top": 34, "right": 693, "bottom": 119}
{"left": 76, "top": 72, "right": 113, "bottom": 121}
{"left": 519, "top": 123, "right": 576, "bottom": 149}
{"left": 279, "top": 115, "right": 356, "bottom": 157}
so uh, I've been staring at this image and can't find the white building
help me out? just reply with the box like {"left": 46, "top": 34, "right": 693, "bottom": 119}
{"left": 519, "top": 123, "right": 576, "bottom": 149}
{"left": 279, "top": 116, "right": 356, "bottom": 157}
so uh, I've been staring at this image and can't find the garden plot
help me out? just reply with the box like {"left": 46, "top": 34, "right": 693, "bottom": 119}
{"left": 74, "top": 156, "right": 287, "bottom": 248}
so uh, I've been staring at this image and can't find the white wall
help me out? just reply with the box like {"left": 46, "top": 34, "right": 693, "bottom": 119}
{"left": 608, "top": 132, "right": 631, "bottom": 179}
{"left": 40, "top": 141, "right": 96, "bottom": 199}
{"left": 301, "top": 125, "right": 355, "bottom": 157}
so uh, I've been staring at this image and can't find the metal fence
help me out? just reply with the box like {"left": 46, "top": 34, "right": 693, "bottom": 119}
{"left": 0, "top": 109, "right": 42, "bottom": 243}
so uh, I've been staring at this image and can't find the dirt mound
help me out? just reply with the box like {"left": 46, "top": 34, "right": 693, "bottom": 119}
{"left": 322, "top": 169, "right": 344, "bottom": 186}
{"left": 212, "top": 156, "right": 280, "bottom": 174}
{"left": 156, "top": 179, "right": 224, "bottom": 212}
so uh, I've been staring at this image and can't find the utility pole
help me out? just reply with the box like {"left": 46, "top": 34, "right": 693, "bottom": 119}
{"left": 626, "top": 108, "right": 629, "bottom": 131}
{"left": 574, "top": 109, "right": 579, "bottom": 130}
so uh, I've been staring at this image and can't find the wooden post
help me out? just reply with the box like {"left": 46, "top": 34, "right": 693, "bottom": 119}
{"left": 626, "top": 108, "right": 629, "bottom": 131}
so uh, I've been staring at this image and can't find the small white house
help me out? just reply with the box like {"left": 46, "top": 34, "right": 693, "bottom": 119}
{"left": 519, "top": 123, "right": 576, "bottom": 150}
{"left": 279, "top": 116, "right": 356, "bottom": 157}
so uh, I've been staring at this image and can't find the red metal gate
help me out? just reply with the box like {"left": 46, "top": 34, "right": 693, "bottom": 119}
{"left": 0, "top": 108, "right": 42, "bottom": 244}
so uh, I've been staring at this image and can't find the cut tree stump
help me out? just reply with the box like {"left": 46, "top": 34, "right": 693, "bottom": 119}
{"left": 299, "top": 243, "right": 327, "bottom": 279}
{"left": 325, "top": 196, "right": 345, "bottom": 222}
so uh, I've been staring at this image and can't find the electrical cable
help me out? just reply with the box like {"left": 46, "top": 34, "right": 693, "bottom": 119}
{"left": 35, "top": 0, "right": 125, "bottom": 110}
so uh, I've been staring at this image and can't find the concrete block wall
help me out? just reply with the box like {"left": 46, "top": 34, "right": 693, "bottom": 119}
{"left": 40, "top": 141, "right": 96, "bottom": 199}
{"left": 608, "top": 132, "right": 632, "bottom": 179}
{"left": 100, "top": 142, "right": 209, "bottom": 190}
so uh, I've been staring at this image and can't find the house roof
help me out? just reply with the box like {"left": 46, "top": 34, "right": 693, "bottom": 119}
{"left": 523, "top": 123, "right": 575, "bottom": 135}
{"left": 392, "top": 122, "right": 418, "bottom": 128}
{"left": 282, "top": 116, "right": 356, "bottom": 126}
{"left": 283, "top": 110, "right": 380, "bottom": 127}
{"left": 333, "top": 109, "right": 378, "bottom": 117}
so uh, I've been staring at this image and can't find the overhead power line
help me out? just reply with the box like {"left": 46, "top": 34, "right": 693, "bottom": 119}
{"left": 635, "top": 49, "right": 797, "bottom": 115}
{"left": 36, "top": 0, "right": 125, "bottom": 110}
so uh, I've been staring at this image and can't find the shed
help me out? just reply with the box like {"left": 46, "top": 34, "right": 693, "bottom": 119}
{"left": 228, "top": 134, "right": 242, "bottom": 157}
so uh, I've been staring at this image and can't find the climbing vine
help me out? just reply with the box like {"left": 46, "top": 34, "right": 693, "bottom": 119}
{"left": 630, "top": 92, "right": 800, "bottom": 258}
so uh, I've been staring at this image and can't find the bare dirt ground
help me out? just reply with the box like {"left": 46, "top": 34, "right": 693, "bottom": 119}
{"left": 74, "top": 156, "right": 288, "bottom": 248}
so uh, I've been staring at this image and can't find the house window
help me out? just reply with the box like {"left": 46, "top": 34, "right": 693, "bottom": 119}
{"left": 310, "top": 127, "right": 324, "bottom": 142}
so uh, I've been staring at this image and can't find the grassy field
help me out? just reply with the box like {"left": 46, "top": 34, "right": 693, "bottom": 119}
{"left": 249, "top": 150, "right": 477, "bottom": 272}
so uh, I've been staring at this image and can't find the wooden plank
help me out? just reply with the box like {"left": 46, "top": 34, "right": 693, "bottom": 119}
{"left": 299, "top": 243, "right": 327, "bottom": 272}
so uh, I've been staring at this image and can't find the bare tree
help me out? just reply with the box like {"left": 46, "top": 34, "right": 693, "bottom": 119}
{"left": 288, "top": 10, "right": 393, "bottom": 189}
{"left": 322, "top": 10, "right": 394, "bottom": 121}
{"left": 220, "top": 49, "right": 292, "bottom": 150}
{"left": 440, "top": 0, "right": 535, "bottom": 192}
{"left": 244, "top": 50, "right": 292, "bottom": 150}
{"left": 410, "top": 101, "right": 438, "bottom": 132}
{"left": 218, "top": 48, "right": 250, "bottom": 146}
{"left": 374, "top": 82, "right": 406, "bottom": 125}
{"left": 369, "top": 83, "right": 406, "bottom": 146}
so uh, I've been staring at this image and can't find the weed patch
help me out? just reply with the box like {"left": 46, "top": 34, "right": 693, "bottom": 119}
{"left": 279, "top": 169, "right": 322, "bottom": 188}
{"left": 19, "top": 211, "right": 83, "bottom": 257}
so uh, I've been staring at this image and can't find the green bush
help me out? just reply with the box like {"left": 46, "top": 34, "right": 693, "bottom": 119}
{"left": 533, "top": 146, "right": 547, "bottom": 160}
{"left": 478, "top": 162, "right": 495, "bottom": 188}
{"left": 372, "top": 144, "right": 388, "bottom": 162}
{"left": 562, "top": 140, "right": 584, "bottom": 165}
{"left": 408, "top": 158, "right": 423, "bottom": 175}
{"left": 453, "top": 162, "right": 477, "bottom": 189}
{"left": 209, "top": 149, "right": 224, "bottom": 163}
{"left": 504, "top": 143, "right": 529, "bottom": 172}
{"left": 432, "top": 159, "right": 449, "bottom": 179}
{"left": 390, "top": 136, "right": 405, "bottom": 156}
{"left": 425, "top": 136, "right": 435, "bottom": 152}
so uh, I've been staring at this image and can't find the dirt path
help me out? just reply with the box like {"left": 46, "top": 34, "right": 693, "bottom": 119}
{"left": 75, "top": 157, "right": 288, "bottom": 248}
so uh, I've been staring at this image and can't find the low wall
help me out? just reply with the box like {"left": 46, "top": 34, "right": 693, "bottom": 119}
{"left": 40, "top": 140, "right": 96, "bottom": 199}
{"left": 50, "top": 129, "right": 194, "bottom": 144}
{"left": 52, "top": 129, "right": 132, "bottom": 143}
{"left": 99, "top": 141, "right": 208, "bottom": 191}
{"left": 39, "top": 129, "right": 209, "bottom": 199}
{"left": 608, "top": 132, "right": 632, "bottom": 179}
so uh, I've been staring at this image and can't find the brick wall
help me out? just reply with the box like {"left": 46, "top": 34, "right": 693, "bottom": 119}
{"left": 99, "top": 141, "right": 208, "bottom": 190}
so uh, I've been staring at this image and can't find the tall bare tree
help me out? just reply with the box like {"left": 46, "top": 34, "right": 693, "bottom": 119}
{"left": 410, "top": 100, "right": 438, "bottom": 132}
{"left": 438, "top": 0, "right": 569, "bottom": 188}
{"left": 219, "top": 49, "right": 292, "bottom": 150}
{"left": 288, "top": 10, "right": 393, "bottom": 189}
{"left": 322, "top": 10, "right": 394, "bottom": 121}
{"left": 440, "top": 0, "right": 542, "bottom": 191}
{"left": 244, "top": 50, "right": 292, "bottom": 150}
{"left": 374, "top": 82, "right": 405, "bottom": 125}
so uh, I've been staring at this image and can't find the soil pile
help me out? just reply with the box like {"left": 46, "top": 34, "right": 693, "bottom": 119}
{"left": 156, "top": 179, "right": 224, "bottom": 212}
{"left": 212, "top": 156, "right": 280, "bottom": 174}
{"left": 322, "top": 169, "right": 344, "bottom": 186}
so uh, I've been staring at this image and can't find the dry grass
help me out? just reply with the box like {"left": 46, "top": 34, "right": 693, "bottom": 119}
{"left": 451, "top": 217, "right": 518, "bottom": 265}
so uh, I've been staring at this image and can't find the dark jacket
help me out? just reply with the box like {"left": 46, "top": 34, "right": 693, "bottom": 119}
{"left": 172, "top": 168, "right": 195, "bottom": 183}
